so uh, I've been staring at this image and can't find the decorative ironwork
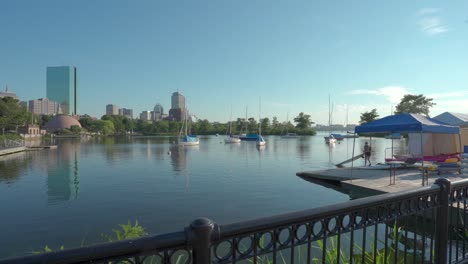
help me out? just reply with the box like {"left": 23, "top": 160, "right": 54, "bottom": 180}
{"left": 4, "top": 177, "right": 468, "bottom": 264}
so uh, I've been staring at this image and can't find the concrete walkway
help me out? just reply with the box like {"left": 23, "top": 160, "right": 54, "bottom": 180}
{"left": 0, "top": 146, "right": 26, "bottom": 156}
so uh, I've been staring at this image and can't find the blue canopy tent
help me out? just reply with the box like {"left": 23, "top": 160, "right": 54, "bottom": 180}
{"left": 352, "top": 113, "right": 460, "bottom": 185}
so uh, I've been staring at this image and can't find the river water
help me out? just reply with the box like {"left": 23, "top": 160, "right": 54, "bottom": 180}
{"left": 0, "top": 133, "right": 405, "bottom": 258}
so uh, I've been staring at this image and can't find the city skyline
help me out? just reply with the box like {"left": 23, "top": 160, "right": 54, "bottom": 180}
{"left": 2, "top": 1, "right": 468, "bottom": 124}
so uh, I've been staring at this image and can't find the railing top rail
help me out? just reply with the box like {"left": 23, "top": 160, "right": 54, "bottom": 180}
{"left": 219, "top": 183, "right": 441, "bottom": 239}
{"left": 0, "top": 231, "right": 186, "bottom": 264}
{"left": 450, "top": 178, "right": 468, "bottom": 189}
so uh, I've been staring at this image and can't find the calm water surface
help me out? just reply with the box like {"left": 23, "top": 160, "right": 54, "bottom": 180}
{"left": 0, "top": 133, "right": 405, "bottom": 258}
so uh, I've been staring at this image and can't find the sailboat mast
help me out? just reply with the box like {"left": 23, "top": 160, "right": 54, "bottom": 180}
{"left": 258, "top": 97, "right": 262, "bottom": 135}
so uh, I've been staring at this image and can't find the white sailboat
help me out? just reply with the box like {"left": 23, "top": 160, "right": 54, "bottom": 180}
{"left": 256, "top": 98, "right": 266, "bottom": 146}
{"left": 225, "top": 107, "right": 241, "bottom": 144}
{"left": 324, "top": 96, "right": 336, "bottom": 145}
{"left": 179, "top": 110, "right": 199, "bottom": 146}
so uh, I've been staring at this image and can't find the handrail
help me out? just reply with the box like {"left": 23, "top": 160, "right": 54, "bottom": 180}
{"left": 0, "top": 177, "right": 465, "bottom": 264}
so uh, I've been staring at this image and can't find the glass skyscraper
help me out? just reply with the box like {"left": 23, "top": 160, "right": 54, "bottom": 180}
{"left": 46, "top": 66, "right": 78, "bottom": 115}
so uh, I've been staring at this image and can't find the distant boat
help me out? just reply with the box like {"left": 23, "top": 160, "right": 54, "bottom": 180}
{"left": 179, "top": 110, "right": 199, "bottom": 146}
{"left": 281, "top": 113, "right": 298, "bottom": 138}
{"left": 331, "top": 133, "right": 344, "bottom": 141}
{"left": 324, "top": 96, "right": 336, "bottom": 145}
{"left": 256, "top": 135, "right": 266, "bottom": 146}
{"left": 256, "top": 98, "right": 266, "bottom": 146}
{"left": 239, "top": 133, "right": 260, "bottom": 141}
{"left": 225, "top": 107, "right": 241, "bottom": 144}
{"left": 281, "top": 132, "right": 299, "bottom": 138}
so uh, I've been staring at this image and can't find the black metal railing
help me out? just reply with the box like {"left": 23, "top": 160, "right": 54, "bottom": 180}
{"left": 3, "top": 177, "right": 468, "bottom": 264}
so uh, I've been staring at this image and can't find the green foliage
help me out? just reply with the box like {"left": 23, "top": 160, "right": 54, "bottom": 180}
{"left": 293, "top": 112, "right": 314, "bottom": 129}
{"left": 360, "top": 109, "right": 379, "bottom": 124}
{"left": 0, "top": 97, "right": 30, "bottom": 133}
{"left": 102, "top": 221, "right": 147, "bottom": 242}
{"left": 32, "top": 245, "right": 65, "bottom": 254}
{"left": 394, "top": 94, "right": 435, "bottom": 116}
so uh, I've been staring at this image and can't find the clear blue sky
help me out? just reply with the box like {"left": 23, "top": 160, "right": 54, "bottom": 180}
{"left": 1, "top": 0, "right": 467, "bottom": 125}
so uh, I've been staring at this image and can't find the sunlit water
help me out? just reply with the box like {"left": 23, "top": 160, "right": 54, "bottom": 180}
{"left": 0, "top": 132, "right": 405, "bottom": 258}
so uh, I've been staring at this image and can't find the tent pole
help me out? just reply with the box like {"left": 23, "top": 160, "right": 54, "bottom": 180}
{"left": 350, "top": 134, "right": 356, "bottom": 182}
{"left": 421, "top": 131, "right": 424, "bottom": 186}
{"left": 459, "top": 132, "right": 463, "bottom": 155}
{"left": 391, "top": 136, "right": 394, "bottom": 161}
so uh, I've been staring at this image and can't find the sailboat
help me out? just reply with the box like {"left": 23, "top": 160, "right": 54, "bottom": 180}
{"left": 324, "top": 96, "right": 337, "bottom": 144}
{"left": 256, "top": 98, "right": 266, "bottom": 146}
{"left": 281, "top": 113, "right": 298, "bottom": 138}
{"left": 179, "top": 110, "right": 199, "bottom": 146}
{"left": 225, "top": 107, "right": 241, "bottom": 144}
{"left": 238, "top": 106, "right": 260, "bottom": 141}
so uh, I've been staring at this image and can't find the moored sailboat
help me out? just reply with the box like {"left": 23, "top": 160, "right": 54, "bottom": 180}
{"left": 179, "top": 110, "right": 199, "bottom": 146}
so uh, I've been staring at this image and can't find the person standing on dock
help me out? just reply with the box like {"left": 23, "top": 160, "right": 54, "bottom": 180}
{"left": 364, "top": 142, "right": 371, "bottom": 166}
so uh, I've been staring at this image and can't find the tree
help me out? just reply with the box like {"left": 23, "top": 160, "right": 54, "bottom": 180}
{"left": 360, "top": 109, "right": 379, "bottom": 124}
{"left": 293, "top": 112, "right": 313, "bottom": 129}
{"left": 394, "top": 94, "right": 435, "bottom": 116}
{"left": 0, "top": 97, "right": 30, "bottom": 133}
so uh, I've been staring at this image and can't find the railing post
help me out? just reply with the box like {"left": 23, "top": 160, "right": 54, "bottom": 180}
{"left": 434, "top": 177, "right": 451, "bottom": 264}
{"left": 187, "top": 217, "right": 218, "bottom": 264}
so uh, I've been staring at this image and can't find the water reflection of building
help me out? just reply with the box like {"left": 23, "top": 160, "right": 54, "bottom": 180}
{"left": 47, "top": 140, "right": 80, "bottom": 204}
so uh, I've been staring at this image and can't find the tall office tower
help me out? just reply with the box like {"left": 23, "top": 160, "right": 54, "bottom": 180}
{"left": 29, "top": 98, "right": 62, "bottom": 115}
{"left": 171, "top": 92, "right": 185, "bottom": 110}
{"left": 106, "top": 104, "right": 119, "bottom": 115}
{"left": 46, "top": 66, "right": 78, "bottom": 115}
{"left": 169, "top": 92, "right": 187, "bottom": 121}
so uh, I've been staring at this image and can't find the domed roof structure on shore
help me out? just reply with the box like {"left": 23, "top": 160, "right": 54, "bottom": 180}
{"left": 44, "top": 115, "right": 82, "bottom": 132}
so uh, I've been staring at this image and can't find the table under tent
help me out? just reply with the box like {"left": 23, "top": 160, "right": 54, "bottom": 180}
{"left": 353, "top": 113, "right": 461, "bottom": 186}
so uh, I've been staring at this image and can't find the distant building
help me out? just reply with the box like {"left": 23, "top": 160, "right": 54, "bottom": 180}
{"left": 29, "top": 98, "right": 62, "bottom": 115}
{"left": 168, "top": 108, "right": 185, "bottom": 122}
{"left": 151, "top": 103, "right": 164, "bottom": 121}
{"left": 106, "top": 104, "right": 119, "bottom": 115}
{"left": 0, "top": 85, "right": 19, "bottom": 100}
{"left": 140, "top": 111, "right": 151, "bottom": 121}
{"left": 44, "top": 115, "right": 82, "bottom": 133}
{"left": 18, "top": 124, "right": 41, "bottom": 135}
{"left": 169, "top": 92, "right": 187, "bottom": 121}
{"left": 171, "top": 92, "right": 185, "bottom": 109}
{"left": 119, "top": 108, "right": 133, "bottom": 119}
{"left": 46, "top": 66, "right": 78, "bottom": 115}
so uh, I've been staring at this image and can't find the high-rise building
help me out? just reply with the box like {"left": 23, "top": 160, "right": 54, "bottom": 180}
{"left": 46, "top": 66, "right": 78, "bottom": 115}
{"left": 152, "top": 103, "right": 164, "bottom": 121}
{"left": 169, "top": 92, "right": 187, "bottom": 121}
{"left": 29, "top": 98, "right": 62, "bottom": 115}
{"left": 119, "top": 108, "right": 133, "bottom": 119}
{"left": 106, "top": 104, "right": 119, "bottom": 115}
{"left": 140, "top": 111, "right": 151, "bottom": 121}
{"left": 154, "top": 103, "right": 164, "bottom": 114}
{"left": 171, "top": 92, "right": 185, "bottom": 109}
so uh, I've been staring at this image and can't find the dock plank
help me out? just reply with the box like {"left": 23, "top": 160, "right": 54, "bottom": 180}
{"left": 297, "top": 167, "right": 468, "bottom": 197}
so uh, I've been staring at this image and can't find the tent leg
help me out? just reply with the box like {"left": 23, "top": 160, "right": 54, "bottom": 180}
{"left": 421, "top": 131, "right": 425, "bottom": 186}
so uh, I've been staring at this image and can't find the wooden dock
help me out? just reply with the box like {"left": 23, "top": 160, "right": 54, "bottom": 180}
{"left": 297, "top": 167, "right": 468, "bottom": 199}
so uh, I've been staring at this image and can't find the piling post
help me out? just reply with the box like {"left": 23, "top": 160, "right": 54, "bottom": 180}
{"left": 434, "top": 177, "right": 450, "bottom": 264}
{"left": 187, "top": 217, "right": 218, "bottom": 263}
